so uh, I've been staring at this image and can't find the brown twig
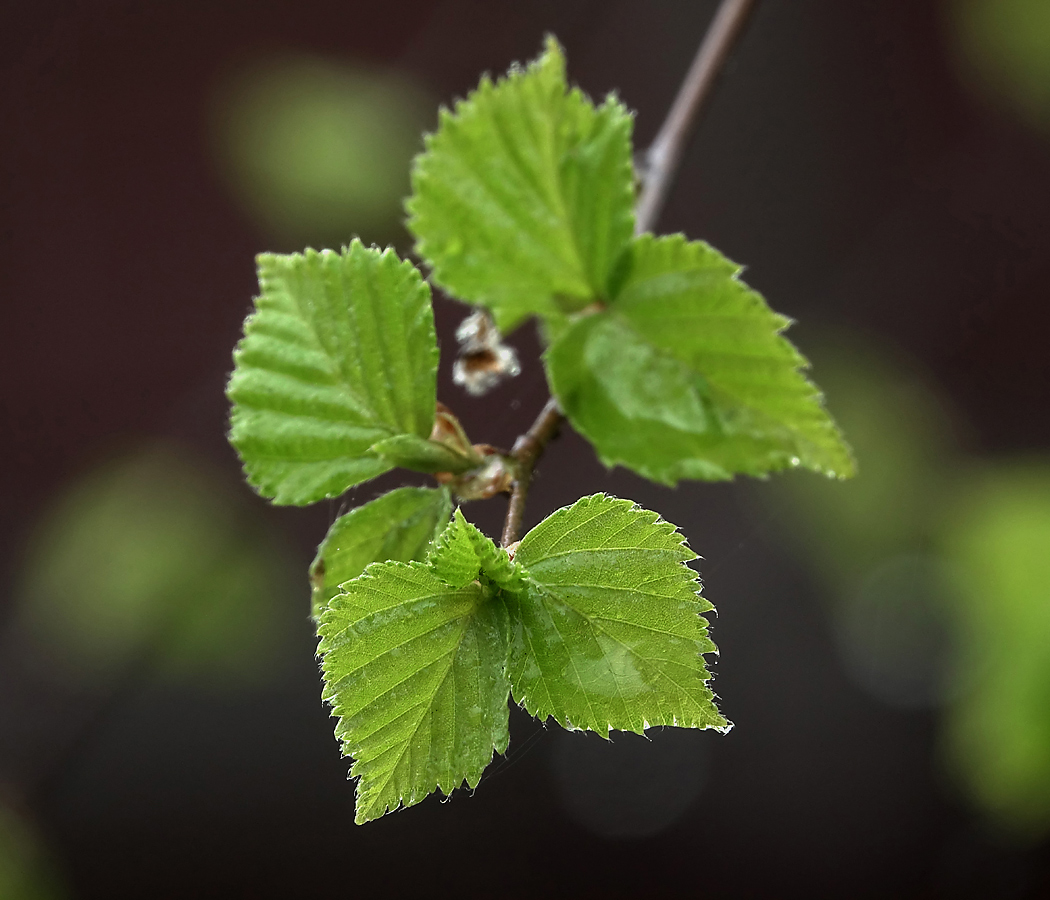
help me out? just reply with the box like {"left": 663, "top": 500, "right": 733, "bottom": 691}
{"left": 499, "top": 1, "right": 756, "bottom": 545}
{"left": 634, "top": 0, "right": 757, "bottom": 234}
{"left": 501, "top": 396, "right": 563, "bottom": 546}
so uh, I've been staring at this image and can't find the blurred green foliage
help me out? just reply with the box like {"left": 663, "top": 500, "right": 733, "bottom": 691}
{"left": 948, "top": 0, "right": 1050, "bottom": 131}
{"left": 0, "top": 805, "right": 65, "bottom": 900}
{"left": 767, "top": 335, "right": 1050, "bottom": 836}
{"left": 768, "top": 337, "right": 957, "bottom": 591}
{"left": 17, "top": 446, "right": 297, "bottom": 687}
{"left": 939, "top": 465, "right": 1050, "bottom": 837}
{"left": 210, "top": 54, "right": 432, "bottom": 247}
{"left": 767, "top": 337, "right": 961, "bottom": 709}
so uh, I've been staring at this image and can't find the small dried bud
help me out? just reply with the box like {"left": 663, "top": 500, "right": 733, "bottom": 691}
{"left": 452, "top": 309, "right": 521, "bottom": 396}
{"left": 309, "top": 558, "right": 326, "bottom": 592}
{"left": 429, "top": 402, "right": 481, "bottom": 465}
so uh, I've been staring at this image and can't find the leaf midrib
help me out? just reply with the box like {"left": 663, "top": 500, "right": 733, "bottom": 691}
{"left": 354, "top": 609, "right": 483, "bottom": 820}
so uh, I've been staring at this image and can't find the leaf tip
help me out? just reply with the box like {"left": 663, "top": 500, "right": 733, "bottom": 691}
{"left": 540, "top": 33, "right": 566, "bottom": 67}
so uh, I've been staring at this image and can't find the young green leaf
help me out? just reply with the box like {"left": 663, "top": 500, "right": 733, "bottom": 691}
{"left": 546, "top": 234, "right": 855, "bottom": 484}
{"left": 506, "top": 493, "right": 728, "bottom": 735}
{"left": 426, "top": 508, "right": 485, "bottom": 588}
{"left": 428, "top": 508, "right": 526, "bottom": 592}
{"left": 318, "top": 559, "right": 510, "bottom": 824}
{"left": 407, "top": 36, "right": 636, "bottom": 332}
{"left": 309, "top": 486, "right": 452, "bottom": 616}
{"left": 227, "top": 240, "right": 439, "bottom": 505}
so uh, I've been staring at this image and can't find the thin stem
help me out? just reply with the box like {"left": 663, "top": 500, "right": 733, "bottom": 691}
{"left": 634, "top": 0, "right": 756, "bottom": 234}
{"left": 499, "top": 3, "right": 755, "bottom": 545}
{"left": 501, "top": 397, "right": 562, "bottom": 547}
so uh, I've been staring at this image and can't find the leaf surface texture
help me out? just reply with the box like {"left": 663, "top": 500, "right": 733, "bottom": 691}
{"left": 508, "top": 494, "right": 728, "bottom": 734}
{"left": 310, "top": 487, "right": 452, "bottom": 615}
{"left": 227, "top": 241, "right": 439, "bottom": 504}
{"left": 547, "top": 235, "right": 855, "bottom": 484}
{"left": 318, "top": 540, "right": 510, "bottom": 823}
{"left": 407, "top": 37, "right": 636, "bottom": 332}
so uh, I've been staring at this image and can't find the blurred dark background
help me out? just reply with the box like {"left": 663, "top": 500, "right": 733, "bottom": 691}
{"left": 3, "top": 0, "right": 1050, "bottom": 896}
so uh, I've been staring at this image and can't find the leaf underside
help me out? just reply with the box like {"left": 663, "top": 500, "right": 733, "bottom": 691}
{"left": 407, "top": 36, "right": 636, "bottom": 333}
{"left": 310, "top": 486, "right": 453, "bottom": 616}
{"left": 227, "top": 240, "right": 439, "bottom": 505}
{"left": 369, "top": 433, "right": 478, "bottom": 475}
{"left": 547, "top": 234, "right": 855, "bottom": 484}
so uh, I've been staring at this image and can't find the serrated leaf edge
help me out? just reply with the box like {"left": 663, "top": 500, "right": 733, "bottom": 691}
{"left": 317, "top": 559, "right": 508, "bottom": 823}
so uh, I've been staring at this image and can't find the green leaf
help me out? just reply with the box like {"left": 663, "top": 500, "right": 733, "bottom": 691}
{"left": 507, "top": 493, "right": 728, "bottom": 735}
{"left": 370, "top": 434, "right": 480, "bottom": 474}
{"left": 546, "top": 234, "right": 855, "bottom": 484}
{"left": 427, "top": 508, "right": 484, "bottom": 588}
{"left": 428, "top": 508, "right": 526, "bottom": 592}
{"left": 309, "top": 486, "right": 452, "bottom": 616}
{"left": 227, "top": 240, "right": 439, "bottom": 505}
{"left": 318, "top": 560, "right": 510, "bottom": 824}
{"left": 407, "top": 36, "right": 636, "bottom": 332}
{"left": 465, "top": 528, "right": 526, "bottom": 594}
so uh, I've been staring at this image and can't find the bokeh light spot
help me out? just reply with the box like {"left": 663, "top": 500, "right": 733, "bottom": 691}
{"left": 834, "top": 554, "right": 959, "bottom": 710}
{"left": 549, "top": 728, "right": 708, "bottom": 840}
{"left": 210, "top": 53, "right": 432, "bottom": 247}
{"left": 0, "top": 805, "right": 66, "bottom": 900}
{"left": 766, "top": 334, "right": 959, "bottom": 593}
{"left": 947, "top": 0, "right": 1050, "bottom": 132}
{"left": 16, "top": 445, "right": 298, "bottom": 688}
{"left": 938, "top": 463, "right": 1050, "bottom": 838}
